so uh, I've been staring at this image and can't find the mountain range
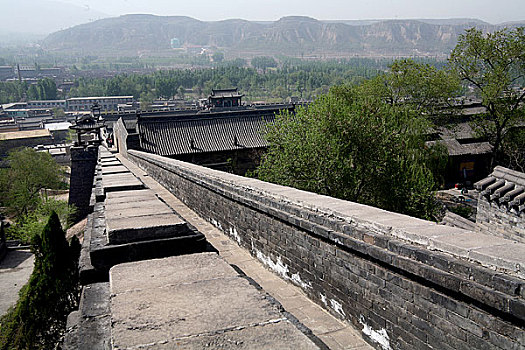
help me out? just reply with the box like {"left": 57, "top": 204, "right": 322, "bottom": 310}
{"left": 41, "top": 15, "right": 525, "bottom": 57}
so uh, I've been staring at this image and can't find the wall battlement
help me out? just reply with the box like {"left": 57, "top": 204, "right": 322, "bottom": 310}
{"left": 127, "top": 149, "right": 525, "bottom": 350}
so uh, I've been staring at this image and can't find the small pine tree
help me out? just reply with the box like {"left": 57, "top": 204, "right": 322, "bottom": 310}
{"left": 0, "top": 212, "right": 80, "bottom": 350}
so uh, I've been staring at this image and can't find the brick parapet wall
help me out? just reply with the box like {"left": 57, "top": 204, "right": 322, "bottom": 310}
{"left": 128, "top": 150, "right": 525, "bottom": 350}
{"left": 476, "top": 196, "right": 525, "bottom": 243}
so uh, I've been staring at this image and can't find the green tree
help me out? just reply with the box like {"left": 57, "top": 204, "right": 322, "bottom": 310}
{"left": 365, "top": 59, "right": 460, "bottom": 117}
{"left": 212, "top": 52, "right": 225, "bottom": 63}
{"left": 0, "top": 212, "right": 81, "bottom": 349}
{"left": 449, "top": 27, "right": 525, "bottom": 168}
{"left": 257, "top": 84, "right": 445, "bottom": 220}
{"left": 251, "top": 56, "right": 278, "bottom": 71}
{"left": 52, "top": 107, "right": 65, "bottom": 118}
{"left": 6, "top": 198, "right": 75, "bottom": 244}
{"left": 139, "top": 91, "right": 155, "bottom": 111}
{"left": 0, "top": 148, "right": 64, "bottom": 217}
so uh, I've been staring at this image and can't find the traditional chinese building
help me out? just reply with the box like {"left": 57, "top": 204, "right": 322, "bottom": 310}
{"left": 207, "top": 88, "right": 244, "bottom": 109}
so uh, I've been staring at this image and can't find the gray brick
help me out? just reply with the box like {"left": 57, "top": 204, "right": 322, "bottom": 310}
{"left": 488, "top": 330, "right": 523, "bottom": 350}
{"left": 466, "top": 333, "right": 495, "bottom": 350}
{"left": 460, "top": 281, "right": 510, "bottom": 312}
{"left": 509, "top": 298, "right": 525, "bottom": 322}
{"left": 445, "top": 309, "right": 484, "bottom": 338}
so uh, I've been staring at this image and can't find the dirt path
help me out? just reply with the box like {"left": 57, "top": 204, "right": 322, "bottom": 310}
{"left": 0, "top": 250, "right": 34, "bottom": 316}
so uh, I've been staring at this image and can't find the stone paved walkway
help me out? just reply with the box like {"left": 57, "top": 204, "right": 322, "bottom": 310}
{"left": 0, "top": 250, "right": 34, "bottom": 316}
{"left": 118, "top": 154, "right": 373, "bottom": 350}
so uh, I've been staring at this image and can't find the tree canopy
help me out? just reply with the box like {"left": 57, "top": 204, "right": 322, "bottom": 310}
{"left": 0, "top": 148, "right": 64, "bottom": 217}
{"left": 0, "top": 212, "right": 80, "bottom": 349}
{"left": 449, "top": 27, "right": 525, "bottom": 168}
{"left": 365, "top": 59, "right": 460, "bottom": 117}
{"left": 257, "top": 78, "right": 446, "bottom": 220}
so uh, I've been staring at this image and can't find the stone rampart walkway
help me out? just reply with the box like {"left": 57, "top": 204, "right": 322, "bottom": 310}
{"left": 117, "top": 154, "right": 373, "bottom": 350}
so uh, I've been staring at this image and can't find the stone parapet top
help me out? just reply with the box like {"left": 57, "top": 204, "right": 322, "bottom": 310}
{"left": 129, "top": 150, "right": 525, "bottom": 280}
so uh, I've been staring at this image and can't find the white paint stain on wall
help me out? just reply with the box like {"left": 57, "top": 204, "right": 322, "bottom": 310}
{"left": 320, "top": 293, "right": 328, "bottom": 307}
{"left": 320, "top": 293, "right": 346, "bottom": 318}
{"left": 228, "top": 227, "right": 241, "bottom": 244}
{"left": 330, "top": 299, "right": 345, "bottom": 317}
{"left": 210, "top": 218, "right": 223, "bottom": 230}
{"left": 359, "top": 315, "right": 391, "bottom": 350}
{"left": 255, "top": 248, "right": 289, "bottom": 279}
{"left": 291, "top": 272, "right": 312, "bottom": 290}
{"left": 211, "top": 218, "right": 241, "bottom": 244}
{"left": 253, "top": 244, "right": 312, "bottom": 290}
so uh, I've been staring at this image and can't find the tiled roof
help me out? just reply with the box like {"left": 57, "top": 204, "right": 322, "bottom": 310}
{"left": 123, "top": 119, "right": 137, "bottom": 131}
{"left": 0, "top": 129, "right": 51, "bottom": 140}
{"left": 437, "top": 122, "right": 476, "bottom": 140}
{"left": 475, "top": 166, "right": 525, "bottom": 212}
{"left": 138, "top": 113, "right": 275, "bottom": 156}
{"left": 426, "top": 139, "right": 492, "bottom": 156}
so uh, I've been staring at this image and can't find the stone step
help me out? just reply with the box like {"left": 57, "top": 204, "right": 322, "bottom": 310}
{"left": 109, "top": 253, "right": 323, "bottom": 349}
{"left": 100, "top": 165, "right": 130, "bottom": 175}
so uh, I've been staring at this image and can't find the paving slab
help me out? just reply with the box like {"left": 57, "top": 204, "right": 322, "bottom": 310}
{"left": 105, "top": 189, "right": 156, "bottom": 201}
{"left": 100, "top": 160, "right": 121, "bottom": 167}
{"left": 105, "top": 203, "right": 174, "bottom": 219}
{"left": 110, "top": 253, "right": 237, "bottom": 293}
{"left": 429, "top": 230, "right": 512, "bottom": 258}
{"left": 106, "top": 199, "right": 168, "bottom": 211}
{"left": 106, "top": 212, "right": 189, "bottom": 244}
{"left": 101, "top": 173, "right": 144, "bottom": 192}
{"left": 110, "top": 253, "right": 321, "bottom": 349}
{"left": 391, "top": 222, "right": 463, "bottom": 246}
{"left": 136, "top": 322, "right": 320, "bottom": 349}
{"left": 470, "top": 243, "right": 525, "bottom": 277}
{"left": 100, "top": 165, "right": 130, "bottom": 175}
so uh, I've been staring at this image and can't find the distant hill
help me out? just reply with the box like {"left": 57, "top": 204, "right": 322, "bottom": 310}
{"left": 41, "top": 15, "right": 525, "bottom": 57}
{"left": 0, "top": 0, "right": 108, "bottom": 37}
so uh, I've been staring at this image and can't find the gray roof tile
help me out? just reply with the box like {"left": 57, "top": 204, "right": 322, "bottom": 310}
{"left": 138, "top": 113, "right": 276, "bottom": 156}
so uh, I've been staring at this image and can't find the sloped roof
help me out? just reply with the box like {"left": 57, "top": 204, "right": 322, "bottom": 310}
{"left": 45, "top": 122, "right": 72, "bottom": 131}
{"left": 426, "top": 139, "right": 492, "bottom": 156}
{"left": 0, "top": 129, "right": 51, "bottom": 140}
{"left": 437, "top": 122, "right": 476, "bottom": 140}
{"left": 475, "top": 166, "right": 525, "bottom": 212}
{"left": 138, "top": 114, "right": 275, "bottom": 156}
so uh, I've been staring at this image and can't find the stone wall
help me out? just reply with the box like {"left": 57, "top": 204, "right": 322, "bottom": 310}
{"left": 68, "top": 145, "right": 98, "bottom": 222}
{"left": 127, "top": 150, "right": 525, "bottom": 350}
{"left": 474, "top": 166, "right": 525, "bottom": 243}
{"left": 113, "top": 117, "right": 140, "bottom": 158}
{"left": 476, "top": 197, "right": 525, "bottom": 242}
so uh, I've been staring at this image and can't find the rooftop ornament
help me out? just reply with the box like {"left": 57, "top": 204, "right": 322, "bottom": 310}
{"left": 69, "top": 103, "right": 106, "bottom": 146}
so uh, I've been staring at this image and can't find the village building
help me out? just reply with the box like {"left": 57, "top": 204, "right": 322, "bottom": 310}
{"left": 207, "top": 88, "right": 244, "bottom": 109}
{"left": 0, "top": 129, "right": 54, "bottom": 159}
{"left": 113, "top": 89, "right": 294, "bottom": 174}
{"left": 66, "top": 96, "right": 133, "bottom": 112}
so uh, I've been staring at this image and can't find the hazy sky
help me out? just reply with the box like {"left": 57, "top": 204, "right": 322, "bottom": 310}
{"left": 56, "top": 0, "right": 524, "bottom": 24}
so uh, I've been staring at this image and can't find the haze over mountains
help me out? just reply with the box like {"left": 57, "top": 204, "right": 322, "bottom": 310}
{"left": 41, "top": 15, "right": 525, "bottom": 58}
{"left": 0, "top": 0, "right": 107, "bottom": 40}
